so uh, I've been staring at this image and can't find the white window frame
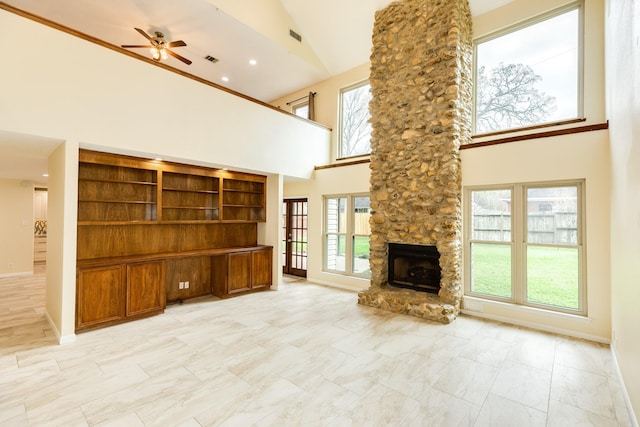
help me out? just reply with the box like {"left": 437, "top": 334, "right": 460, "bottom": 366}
{"left": 338, "top": 80, "right": 372, "bottom": 159}
{"left": 324, "top": 194, "right": 371, "bottom": 277}
{"left": 464, "top": 180, "right": 586, "bottom": 315}
{"left": 472, "top": 2, "right": 584, "bottom": 135}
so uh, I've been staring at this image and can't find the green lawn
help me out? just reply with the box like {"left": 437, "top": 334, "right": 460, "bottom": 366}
{"left": 335, "top": 236, "right": 370, "bottom": 258}
{"left": 471, "top": 243, "right": 579, "bottom": 310}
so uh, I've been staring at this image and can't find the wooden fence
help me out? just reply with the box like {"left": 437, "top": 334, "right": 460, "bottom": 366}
{"left": 473, "top": 212, "right": 577, "bottom": 245}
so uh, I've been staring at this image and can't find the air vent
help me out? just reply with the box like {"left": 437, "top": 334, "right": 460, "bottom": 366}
{"left": 289, "top": 29, "right": 302, "bottom": 43}
{"left": 204, "top": 55, "right": 219, "bottom": 63}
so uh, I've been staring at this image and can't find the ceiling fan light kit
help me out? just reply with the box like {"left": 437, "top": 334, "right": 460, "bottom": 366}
{"left": 121, "top": 28, "right": 192, "bottom": 65}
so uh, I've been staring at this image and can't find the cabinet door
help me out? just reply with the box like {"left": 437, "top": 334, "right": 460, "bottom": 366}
{"left": 126, "top": 261, "right": 166, "bottom": 316}
{"left": 76, "top": 265, "right": 126, "bottom": 330}
{"left": 251, "top": 248, "right": 272, "bottom": 289}
{"left": 228, "top": 252, "right": 251, "bottom": 294}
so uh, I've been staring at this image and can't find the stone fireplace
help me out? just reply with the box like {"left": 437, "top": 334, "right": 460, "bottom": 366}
{"left": 357, "top": 0, "right": 473, "bottom": 323}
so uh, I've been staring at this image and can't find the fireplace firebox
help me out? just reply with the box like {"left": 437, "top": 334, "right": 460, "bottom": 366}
{"left": 388, "top": 243, "right": 441, "bottom": 294}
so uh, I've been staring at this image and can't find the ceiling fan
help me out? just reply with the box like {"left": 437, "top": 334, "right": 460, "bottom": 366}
{"left": 121, "top": 28, "right": 192, "bottom": 65}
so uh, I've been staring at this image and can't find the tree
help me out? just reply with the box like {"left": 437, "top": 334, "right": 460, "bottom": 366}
{"left": 476, "top": 62, "right": 557, "bottom": 134}
{"left": 340, "top": 84, "right": 372, "bottom": 157}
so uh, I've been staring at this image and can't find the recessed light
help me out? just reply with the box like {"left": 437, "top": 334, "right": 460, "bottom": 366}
{"left": 42, "top": 174, "right": 48, "bottom": 177}
{"left": 222, "top": 76, "right": 229, "bottom": 82}
{"left": 249, "top": 59, "right": 257, "bottom": 66}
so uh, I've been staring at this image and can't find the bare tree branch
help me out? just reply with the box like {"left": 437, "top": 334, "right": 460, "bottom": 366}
{"left": 476, "top": 63, "right": 557, "bottom": 133}
{"left": 341, "top": 84, "right": 372, "bottom": 156}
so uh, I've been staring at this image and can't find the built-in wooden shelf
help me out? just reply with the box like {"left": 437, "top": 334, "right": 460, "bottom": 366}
{"left": 76, "top": 150, "right": 271, "bottom": 332}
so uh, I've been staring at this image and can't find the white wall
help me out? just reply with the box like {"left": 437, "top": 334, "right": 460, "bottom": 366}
{"left": 0, "top": 9, "right": 330, "bottom": 179}
{"left": 461, "top": 132, "right": 611, "bottom": 341}
{"left": 285, "top": 163, "right": 371, "bottom": 291}
{"left": 271, "top": 63, "right": 371, "bottom": 162}
{"left": 0, "top": 179, "right": 34, "bottom": 276}
{"left": 605, "top": 0, "right": 640, "bottom": 420}
{"left": 45, "top": 141, "right": 79, "bottom": 342}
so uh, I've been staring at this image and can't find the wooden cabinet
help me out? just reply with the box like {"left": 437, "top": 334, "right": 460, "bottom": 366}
{"left": 227, "top": 252, "right": 252, "bottom": 294}
{"left": 76, "top": 265, "right": 126, "bottom": 330}
{"left": 212, "top": 247, "right": 273, "bottom": 298}
{"left": 251, "top": 247, "right": 273, "bottom": 289}
{"left": 126, "top": 261, "right": 166, "bottom": 317}
{"left": 34, "top": 236, "right": 47, "bottom": 263}
{"left": 76, "top": 261, "right": 165, "bottom": 332}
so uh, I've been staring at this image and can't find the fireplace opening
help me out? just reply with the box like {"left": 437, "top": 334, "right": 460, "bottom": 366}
{"left": 388, "top": 243, "right": 441, "bottom": 294}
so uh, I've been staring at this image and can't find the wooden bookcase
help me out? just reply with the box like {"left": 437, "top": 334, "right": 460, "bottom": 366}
{"left": 77, "top": 150, "right": 267, "bottom": 225}
{"left": 161, "top": 172, "right": 220, "bottom": 221}
{"left": 76, "top": 150, "right": 272, "bottom": 332}
{"left": 221, "top": 178, "right": 265, "bottom": 222}
{"left": 78, "top": 163, "right": 157, "bottom": 222}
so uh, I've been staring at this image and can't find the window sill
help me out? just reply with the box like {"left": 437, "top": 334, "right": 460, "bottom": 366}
{"left": 472, "top": 118, "right": 586, "bottom": 139}
{"left": 315, "top": 158, "right": 370, "bottom": 170}
{"left": 461, "top": 120, "right": 608, "bottom": 150}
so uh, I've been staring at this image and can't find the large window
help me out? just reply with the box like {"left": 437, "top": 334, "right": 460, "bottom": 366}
{"left": 339, "top": 81, "right": 372, "bottom": 158}
{"left": 465, "top": 181, "right": 585, "bottom": 314}
{"left": 325, "top": 195, "right": 371, "bottom": 277}
{"left": 474, "top": 4, "right": 581, "bottom": 134}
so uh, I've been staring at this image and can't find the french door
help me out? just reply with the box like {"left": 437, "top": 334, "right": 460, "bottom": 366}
{"left": 282, "top": 198, "right": 308, "bottom": 277}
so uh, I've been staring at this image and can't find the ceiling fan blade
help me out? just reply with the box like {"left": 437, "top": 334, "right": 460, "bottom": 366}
{"left": 167, "top": 40, "right": 187, "bottom": 48}
{"left": 134, "top": 27, "right": 154, "bottom": 42}
{"left": 121, "top": 44, "right": 152, "bottom": 49}
{"left": 166, "top": 49, "right": 192, "bottom": 65}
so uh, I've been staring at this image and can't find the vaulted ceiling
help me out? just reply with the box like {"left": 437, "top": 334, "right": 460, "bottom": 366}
{"left": 3, "top": 0, "right": 515, "bottom": 102}
{"left": 0, "top": 0, "right": 515, "bottom": 184}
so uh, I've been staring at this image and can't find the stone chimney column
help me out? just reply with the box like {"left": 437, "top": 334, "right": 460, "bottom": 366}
{"left": 359, "top": 0, "right": 473, "bottom": 323}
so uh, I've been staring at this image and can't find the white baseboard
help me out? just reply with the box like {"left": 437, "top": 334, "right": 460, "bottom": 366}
{"left": 0, "top": 270, "right": 33, "bottom": 278}
{"left": 44, "top": 310, "right": 76, "bottom": 345}
{"left": 305, "top": 278, "right": 364, "bottom": 293}
{"left": 461, "top": 308, "right": 610, "bottom": 344}
{"left": 611, "top": 346, "right": 639, "bottom": 427}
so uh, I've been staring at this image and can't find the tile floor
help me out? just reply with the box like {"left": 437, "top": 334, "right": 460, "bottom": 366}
{"left": 0, "top": 266, "right": 634, "bottom": 426}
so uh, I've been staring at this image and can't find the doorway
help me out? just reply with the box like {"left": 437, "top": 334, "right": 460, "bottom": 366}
{"left": 282, "top": 198, "right": 308, "bottom": 277}
{"left": 33, "top": 187, "right": 48, "bottom": 263}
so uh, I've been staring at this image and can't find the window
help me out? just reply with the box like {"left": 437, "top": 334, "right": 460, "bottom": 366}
{"left": 339, "top": 81, "right": 372, "bottom": 158}
{"left": 474, "top": 4, "right": 581, "bottom": 134}
{"left": 325, "top": 195, "right": 371, "bottom": 277}
{"left": 465, "top": 181, "right": 585, "bottom": 314}
{"left": 292, "top": 102, "right": 309, "bottom": 119}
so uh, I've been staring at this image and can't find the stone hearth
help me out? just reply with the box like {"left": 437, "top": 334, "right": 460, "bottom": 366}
{"left": 357, "top": 0, "right": 473, "bottom": 323}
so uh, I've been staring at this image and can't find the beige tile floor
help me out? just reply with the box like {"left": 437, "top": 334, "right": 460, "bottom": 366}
{"left": 0, "top": 265, "right": 634, "bottom": 426}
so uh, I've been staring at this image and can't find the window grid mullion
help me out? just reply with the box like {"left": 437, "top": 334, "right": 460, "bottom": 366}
{"left": 346, "top": 196, "right": 353, "bottom": 274}
{"left": 511, "top": 185, "right": 524, "bottom": 305}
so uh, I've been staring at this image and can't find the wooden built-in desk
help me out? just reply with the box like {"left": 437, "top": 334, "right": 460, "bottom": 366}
{"left": 76, "top": 245, "right": 273, "bottom": 332}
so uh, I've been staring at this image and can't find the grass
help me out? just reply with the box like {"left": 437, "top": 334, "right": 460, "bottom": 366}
{"left": 471, "top": 243, "right": 579, "bottom": 310}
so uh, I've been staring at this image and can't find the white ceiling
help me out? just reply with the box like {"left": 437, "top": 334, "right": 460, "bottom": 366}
{"left": 1, "top": 0, "right": 514, "bottom": 185}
